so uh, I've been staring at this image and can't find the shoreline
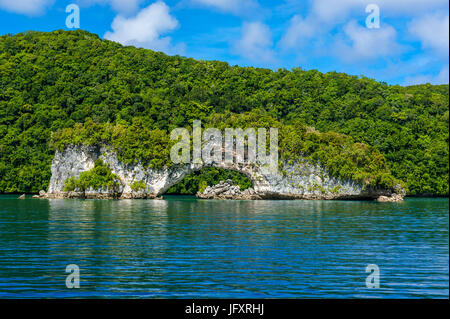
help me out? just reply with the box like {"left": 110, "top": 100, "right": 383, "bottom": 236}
{"left": 2, "top": 190, "right": 449, "bottom": 199}
{"left": 2, "top": 192, "right": 448, "bottom": 200}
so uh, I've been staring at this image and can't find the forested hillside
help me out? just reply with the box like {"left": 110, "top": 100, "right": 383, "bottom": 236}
{"left": 0, "top": 30, "right": 448, "bottom": 195}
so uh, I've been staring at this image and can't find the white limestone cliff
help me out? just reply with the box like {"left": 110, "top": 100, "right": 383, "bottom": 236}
{"left": 42, "top": 144, "right": 404, "bottom": 201}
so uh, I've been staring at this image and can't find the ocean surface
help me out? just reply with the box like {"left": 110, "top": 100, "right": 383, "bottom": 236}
{"left": 0, "top": 195, "right": 448, "bottom": 298}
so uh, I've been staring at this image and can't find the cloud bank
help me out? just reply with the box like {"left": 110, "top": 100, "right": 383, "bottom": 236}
{"left": 79, "top": 0, "right": 144, "bottom": 15}
{"left": 233, "top": 22, "right": 276, "bottom": 64}
{"left": 190, "top": 0, "right": 260, "bottom": 16}
{"left": 0, "top": 0, "right": 54, "bottom": 15}
{"left": 104, "top": 1, "right": 184, "bottom": 55}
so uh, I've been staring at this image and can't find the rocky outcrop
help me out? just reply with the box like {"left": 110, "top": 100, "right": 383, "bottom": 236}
{"left": 44, "top": 145, "right": 190, "bottom": 199}
{"left": 198, "top": 180, "right": 406, "bottom": 201}
{"left": 377, "top": 193, "right": 404, "bottom": 202}
{"left": 197, "top": 180, "right": 261, "bottom": 200}
{"left": 41, "top": 144, "right": 404, "bottom": 201}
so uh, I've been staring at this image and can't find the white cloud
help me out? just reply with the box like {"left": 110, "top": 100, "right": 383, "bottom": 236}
{"left": 279, "top": 15, "right": 320, "bottom": 50}
{"left": 408, "top": 12, "right": 449, "bottom": 58}
{"left": 435, "top": 66, "right": 449, "bottom": 83}
{"left": 78, "top": 0, "right": 144, "bottom": 14}
{"left": 311, "top": 0, "right": 448, "bottom": 23}
{"left": 280, "top": 10, "right": 406, "bottom": 61}
{"left": 280, "top": 0, "right": 449, "bottom": 49}
{"left": 108, "top": 0, "right": 142, "bottom": 14}
{"left": 233, "top": 22, "right": 276, "bottom": 64}
{"left": 104, "top": 1, "right": 184, "bottom": 54}
{"left": 404, "top": 65, "right": 449, "bottom": 85}
{"left": 0, "top": 0, "right": 54, "bottom": 15}
{"left": 334, "top": 20, "right": 405, "bottom": 61}
{"left": 190, "top": 0, "right": 260, "bottom": 16}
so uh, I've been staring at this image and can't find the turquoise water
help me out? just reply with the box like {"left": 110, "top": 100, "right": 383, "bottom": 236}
{"left": 0, "top": 195, "right": 448, "bottom": 298}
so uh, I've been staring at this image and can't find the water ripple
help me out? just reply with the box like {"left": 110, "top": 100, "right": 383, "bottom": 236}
{"left": 0, "top": 196, "right": 448, "bottom": 298}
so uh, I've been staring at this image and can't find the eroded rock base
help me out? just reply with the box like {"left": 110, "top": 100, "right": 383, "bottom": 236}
{"left": 41, "top": 145, "right": 405, "bottom": 202}
{"left": 196, "top": 180, "right": 262, "bottom": 200}
{"left": 38, "top": 190, "right": 159, "bottom": 200}
{"left": 376, "top": 194, "right": 404, "bottom": 202}
{"left": 196, "top": 180, "right": 405, "bottom": 201}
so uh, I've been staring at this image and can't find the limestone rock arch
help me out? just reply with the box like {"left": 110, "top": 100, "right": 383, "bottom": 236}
{"left": 46, "top": 144, "right": 398, "bottom": 200}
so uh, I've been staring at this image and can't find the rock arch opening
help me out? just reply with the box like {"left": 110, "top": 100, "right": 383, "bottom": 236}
{"left": 164, "top": 166, "right": 253, "bottom": 196}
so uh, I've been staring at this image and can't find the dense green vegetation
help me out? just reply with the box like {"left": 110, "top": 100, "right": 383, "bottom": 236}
{"left": 50, "top": 110, "right": 401, "bottom": 191}
{"left": 64, "top": 159, "right": 120, "bottom": 192}
{"left": 130, "top": 180, "right": 146, "bottom": 192}
{"left": 0, "top": 30, "right": 448, "bottom": 195}
{"left": 51, "top": 118, "right": 173, "bottom": 169}
{"left": 209, "top": 111, "right": 401, "bottom": 190}
{"left": 166, "top": 167, "right": 252, "bottom": 195}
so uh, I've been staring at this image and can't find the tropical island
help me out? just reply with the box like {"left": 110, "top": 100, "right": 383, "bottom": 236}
{"left": 0, "top": 30, "right": 448, "bottom": 200}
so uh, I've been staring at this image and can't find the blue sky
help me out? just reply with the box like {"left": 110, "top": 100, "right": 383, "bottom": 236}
{"left": 0, "top": 0, "right": 448, "bottom": 85}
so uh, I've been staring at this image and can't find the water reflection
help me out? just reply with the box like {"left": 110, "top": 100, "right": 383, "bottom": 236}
{"left": 0, "top": 196, "right": 448, "bottom": 298}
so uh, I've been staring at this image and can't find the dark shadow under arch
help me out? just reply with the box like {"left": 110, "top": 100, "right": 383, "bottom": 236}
{"left": 164, "top": 166, "right": 253, "bottom": 195}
